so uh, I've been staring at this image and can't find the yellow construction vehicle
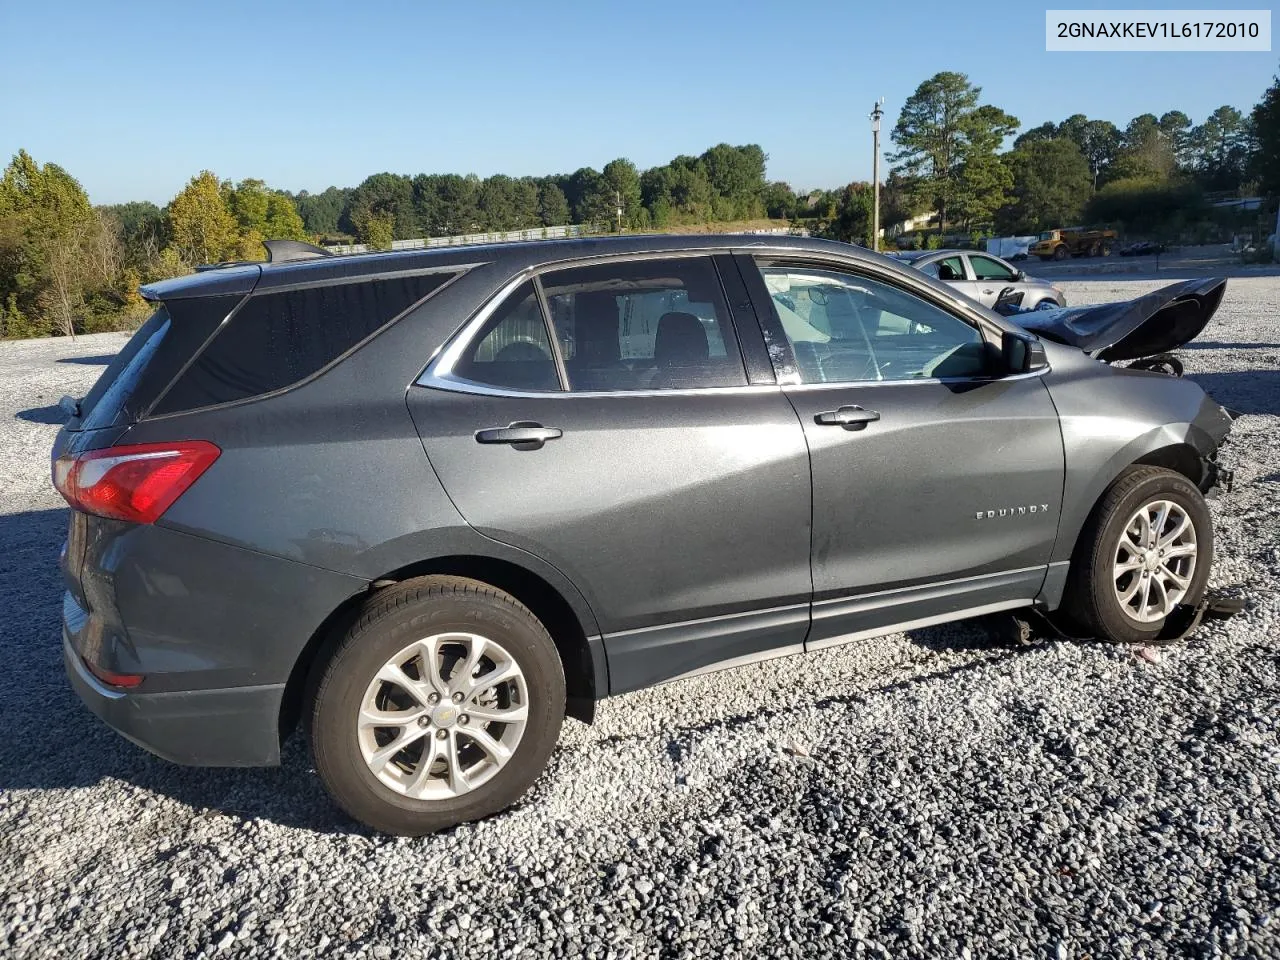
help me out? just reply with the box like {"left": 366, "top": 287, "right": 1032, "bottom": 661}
{"left": 1030, "top": 228, "right": 1117, "bottom": 261}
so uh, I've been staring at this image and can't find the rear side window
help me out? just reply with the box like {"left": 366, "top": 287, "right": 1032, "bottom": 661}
{"left": 152, "top": 272, "right": 453, "bottom": 415}
{"left": 452, "top": 281, "right": 561, "bottom": 392}
{"left": 540, "top": 257, "right": 746, "bottom": 392}
{"left": 78, "top": 308, "right": 171, "bottom": 431}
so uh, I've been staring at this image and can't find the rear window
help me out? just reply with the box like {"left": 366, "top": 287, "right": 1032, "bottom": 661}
{"left": 78, "top": 308, "right": 171, "bottom": 431}
{"left": 152, "top": 272, "right": 453, "bottom": 415}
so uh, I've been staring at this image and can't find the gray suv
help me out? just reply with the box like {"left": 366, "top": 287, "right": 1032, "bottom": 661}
{"left": 53, "top": 235, "right": 1233, "bottom": 835}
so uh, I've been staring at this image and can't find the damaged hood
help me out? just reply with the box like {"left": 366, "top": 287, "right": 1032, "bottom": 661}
{"left": 1019, "top": 277, "right": 1226, "bottom": 362}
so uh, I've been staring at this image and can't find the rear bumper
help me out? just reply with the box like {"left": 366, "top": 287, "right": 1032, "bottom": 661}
{"left": 64, "top": 630, "right": 284, "bottom": 766}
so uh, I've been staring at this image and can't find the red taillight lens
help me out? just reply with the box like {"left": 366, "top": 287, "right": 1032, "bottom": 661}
{"left": 52, "top": 441, "right": 220, "bottom": 524}
{"left": 83, "top": 658, "right": 144, "bottom": 689}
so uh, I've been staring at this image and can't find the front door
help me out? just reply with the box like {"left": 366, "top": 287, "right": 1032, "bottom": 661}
{"left": 736, "top": 255, "right": 1064, "bottom": 648}
{"left": 410, "top": 256, "right": 813, "bottom": 692}
{"left": 966, "top": 253, "right": 1022, "bottom": 308}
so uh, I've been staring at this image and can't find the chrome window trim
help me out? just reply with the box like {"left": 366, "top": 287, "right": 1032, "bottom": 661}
{"left": 417, "top": 369, "right": 781, "bottom": 400}
{"left": 779, "top": 365, "right": 1051, "bottom": 392}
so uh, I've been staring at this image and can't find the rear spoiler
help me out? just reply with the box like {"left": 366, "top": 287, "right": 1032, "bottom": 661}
{"left": 140, "top": 241, "right": 332, "bottom": 302}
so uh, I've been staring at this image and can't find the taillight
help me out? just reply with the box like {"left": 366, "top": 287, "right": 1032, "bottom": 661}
{"left": 83, "top": 658, "right": 144, "bottom": 689}
{"left": 52, "top": 440, "right": 220, "bottom": 524}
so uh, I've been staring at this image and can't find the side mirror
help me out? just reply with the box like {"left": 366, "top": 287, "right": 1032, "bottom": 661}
{"left": 1002, "top": 330, "right": 1048, "bottom": 374}
{"left": 1014, "top": 269, "right": 1026, "bottom": 281}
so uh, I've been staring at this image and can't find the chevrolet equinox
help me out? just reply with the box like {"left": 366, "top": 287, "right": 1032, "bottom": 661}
{"left": 53, "top": 235, "right": 1234, "bottom": 835}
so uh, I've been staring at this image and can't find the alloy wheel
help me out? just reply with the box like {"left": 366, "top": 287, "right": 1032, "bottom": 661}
{"left": 357, "top": 633, "right": 529, "bottom": 799}
{"left": 1112, "top": 499, "right": 1198, "bottom": 623}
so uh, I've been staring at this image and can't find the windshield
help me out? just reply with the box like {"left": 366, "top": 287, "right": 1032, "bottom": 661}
{"left": 1038, "top": 232, "right": 1055, "bottom": 240}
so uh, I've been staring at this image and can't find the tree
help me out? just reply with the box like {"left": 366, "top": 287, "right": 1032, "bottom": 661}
{"left": 1077, "top": 120, "right": 1122, "bottom": 188}
{"left": 166, "top": 171, "right": 238, "bottom": 266}
{"left": 1112, "top": 114, "right": 1177, "bottom": 181}
{"left": 565, "top": 167, "right": 614, "bottom": 226}
{"left": 293, "top": 186, "right": 351, "bottom": 236}
{"left": 1013, "top": 122, "right": 1058, "bottom": 148}
{"left": 763, "top": 181, "right": 798, "bottom": 219}
{"left": 698, "top": 144, "right": 767, "bottom": 219}
{"left": 998, "top": 138, "right": 1093, "bottom": 233}
{"left": 1159, "top": 110, "right": 1194, "bottom": 167}
{"left": 536, "top": 180, "right": 569, "bottom": 226}
{"left": 0, "top": 151, "right": 109, "bottom": 336}
{"left": 1250, "top": 73, "right": 1280, "bottom": 196}
{"left": 889, "top": 72, "right": 1017, "bottom": 233}
{"left": 1189, "top": 106, "right": 1251, "bottom": 190}
{"left": 346, "top": 172, "right": 416, "bottom": 242}
{"left": 602, "top": 158, "right": 642, "bottom": 229}
{"left": 827, "top": 183, "right": 874, "bottom": 244}
{"left": 952, "top": 104, "right": 1018, "bottom": 227}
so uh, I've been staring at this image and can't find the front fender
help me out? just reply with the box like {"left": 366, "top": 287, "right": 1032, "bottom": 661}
{"left": 1043, "top": 344, "right": 1231, "bottom": 566}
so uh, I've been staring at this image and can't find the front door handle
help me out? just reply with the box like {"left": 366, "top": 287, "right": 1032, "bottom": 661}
{"left": 475, "top": 421, "right": 563, "bottom": 448}
{"left": 814, "top": 405, "right": 880, "bottom": 430}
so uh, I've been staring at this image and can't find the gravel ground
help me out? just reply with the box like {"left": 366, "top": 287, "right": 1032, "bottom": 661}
{"left": 1, "top": 279, "right": 1278, "bottom": 959}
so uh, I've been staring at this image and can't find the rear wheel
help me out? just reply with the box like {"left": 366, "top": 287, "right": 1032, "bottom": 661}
{"left": 309, "top": 576, "right": 565, "bottom": 835}
{"left": 1063, "top": 466, "right": 1212, "bottom": 643}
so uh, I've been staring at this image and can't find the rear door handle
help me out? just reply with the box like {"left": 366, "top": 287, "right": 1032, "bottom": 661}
{"left": 475, "top": 421, "right": 563, "bottom": 448}
{"left": 814, "top": 405, "right": 880, "bottom": 430}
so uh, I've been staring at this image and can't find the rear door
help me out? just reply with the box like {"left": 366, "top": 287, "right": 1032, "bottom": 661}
{"left": 409, "top": 255, "right": 813, "bottom": 692}
{"left": 735, "top": 254, "right": 1064, "bottom": 649}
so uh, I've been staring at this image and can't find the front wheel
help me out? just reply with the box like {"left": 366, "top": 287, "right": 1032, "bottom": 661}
{"left": 309, "top": 575, "right": 566, "bottom": 835}
{"left": 1063, "top": 466, "right": 1213, "bottom": 643}
{"left": 1053, "top": 245, "right": 1070, "bottom": 261}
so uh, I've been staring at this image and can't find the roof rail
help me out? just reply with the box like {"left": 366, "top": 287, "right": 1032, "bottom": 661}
{"left": 263, "top": 239, "right": 333, "bottom": 263}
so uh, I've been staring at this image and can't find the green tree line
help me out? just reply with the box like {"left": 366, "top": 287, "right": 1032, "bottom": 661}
{"left": 4, "top": 65, "right": 1280, "bottom": 338}
{"left": 889, "top": 69, "right": 1280, "bottom": 242}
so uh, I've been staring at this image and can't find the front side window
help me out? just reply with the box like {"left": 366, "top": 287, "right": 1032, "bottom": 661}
{"left": 539, "top": 257, "right": 747, "bottom": 392}
{"left": 452, "top": 280, "right": 560, "bottom": 391}
{"left": 758, "top": 265, "right": 990, "bottom": 383}
{"left": 968, "top": 255, "right": 1017, "bottom": 282}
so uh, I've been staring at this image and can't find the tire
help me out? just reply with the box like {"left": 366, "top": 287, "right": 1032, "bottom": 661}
{"left": 1062, "top": 466, "right": 1213, "bottom": 644}
{"left": 1101, "top": 242, "right": 1113, "bottom": 256}
{"left": 1088, "top": 242, "right": 1101, "bottom": 258}
{"left": 1053, "top": 244, "right": 1069, "bottom": 261}
{"left": 1034, "top": 298, "right": 1060, "bottom": 310}
{"left": 308, "top": 575, "right": 566, "bottom": 835}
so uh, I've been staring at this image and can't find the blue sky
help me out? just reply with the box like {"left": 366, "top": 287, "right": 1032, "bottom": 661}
{"left": 0, "top": 1, "right": 1274, "bottom": 205}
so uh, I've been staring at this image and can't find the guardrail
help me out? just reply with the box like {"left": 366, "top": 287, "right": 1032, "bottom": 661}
{"left": 326, "top": 224, "right": 598, "bottom": 255}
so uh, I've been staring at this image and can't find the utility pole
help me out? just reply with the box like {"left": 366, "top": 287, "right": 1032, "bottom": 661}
{"left": 870, "top": 98, "right": 885, "bottom": 252}
{"left": 616, "top": 190, "right": 623, "bottom": 234}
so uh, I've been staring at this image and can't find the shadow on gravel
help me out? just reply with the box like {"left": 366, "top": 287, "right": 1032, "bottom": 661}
{"left": 1189, "top": 369, "right": 1280, "bottom": 416}
{"left": 0, "top": 507, "right": 356, "bottom": 835}
{"left": 1186, "top": 341, "right": 1280, "bottom": 351}
{"left": 56, "top": 354, "right": 115, "bottom": 365}
{"left": 15, "top": 404, "right": 68, "bottom": 425}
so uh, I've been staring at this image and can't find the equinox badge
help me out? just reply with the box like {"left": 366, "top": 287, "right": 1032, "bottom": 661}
{"left": 975, "top": 504, "right": 1051, "bottom": 519}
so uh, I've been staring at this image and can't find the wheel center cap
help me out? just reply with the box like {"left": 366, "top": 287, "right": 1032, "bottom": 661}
{"left": 431, "top": 704, "right": 459, "bottom": 728}
{"left": 1144, "top": 552, "right": 1161, "bottom": 572}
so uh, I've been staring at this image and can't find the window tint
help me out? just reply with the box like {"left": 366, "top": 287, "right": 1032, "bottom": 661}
{"left": 79, "top": 309, "right": 171, "bottom": 430}
{"left": 759, "top": 265, "right": 989, "bottom": 383}
{"left": 539, "top": 257, "right": 746, "bottom": 391}
{"left": 452, "top": 281, "right": 560, "bottom": 391}
{"left": 919, "top": 255, "right": 965, "bottom": 281}
{"left": 969, "top": 255, "right": 1017, "bottom": 282}
{"left": 153, "top": 272, "right": 453, "bottom": 414}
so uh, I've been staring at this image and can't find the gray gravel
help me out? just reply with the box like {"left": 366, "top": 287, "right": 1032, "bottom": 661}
{"left": 1, "top": 279, "right": 1278, "bottom": 959}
